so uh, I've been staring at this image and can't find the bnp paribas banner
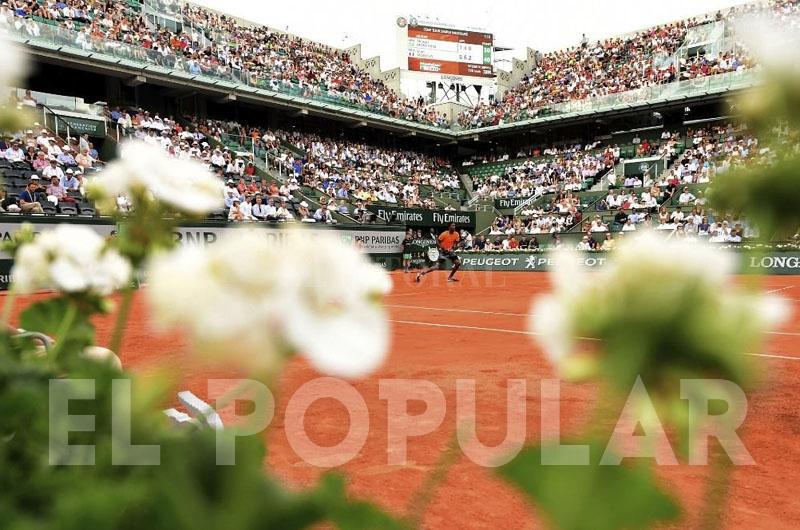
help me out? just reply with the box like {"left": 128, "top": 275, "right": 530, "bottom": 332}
{"left": 366, "top": 205, "right": 476, "bottom": 229}
{"left": 457, "top": 251, "right": 800, "bottom": 275}
{"left": 0, "top": 221, "right": 115, "bottom": 259}
{"left": 172, "top": 225, "right": 404, "bottom": 255}
{"left": 0, "top": 221, "right": 406, "bottom": 290}
{"left": 0, "top": 221, "right": 404, "bottom": 256}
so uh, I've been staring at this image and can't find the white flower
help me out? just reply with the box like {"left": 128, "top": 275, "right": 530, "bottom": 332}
{"left": 756, "top": 295, "right": 791, "bottom": 329}
{"left": 530, "top": 232, "right": 790, "bottom": 381}
{"left": 146, "top": 228, "right": 391, "bottom": 378}
{"left": 12, "top": 244, "right": 50, "bottom": 294}
{"left": 11, "top": 225, "right": 131, "bottom": 296}
{"left": 607, "top": 231, "right": 735, "bottom": 288}
{"left": 147, "top": 229, "right": 284, "bottom": 367}
{"left": 0, "top": 34, "right": 28, "bottom": 89}
{"left": 278, "top": 231, "right": 392, "bottom": 377}
{"left": 530, "top": 295, "right": 571, "bottom": 365}
{"left": 91, "top": 141, "right": 224, "bottom": 215}
{"left": 735, "top": 13, "right": 800, "bottom": 77}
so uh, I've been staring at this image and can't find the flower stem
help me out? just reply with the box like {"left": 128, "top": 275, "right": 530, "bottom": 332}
{"left": 1, "top": 288, "right": 17, "bottom": 330}
{"left": 109, "top": 288, "right": 135, "bottom": 355}
{"left": 49, "top": 301, "right": 78, "bottom": 360}
{"left": 406, "top": 433, "right": 461, "bottom": 529}
{"left": 697, "top": 447, "right": 733, "bottom": 530}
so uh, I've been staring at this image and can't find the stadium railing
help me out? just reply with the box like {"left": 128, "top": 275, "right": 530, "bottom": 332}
{"left": 455, "top": 70, "right": 759, "bottom": 133}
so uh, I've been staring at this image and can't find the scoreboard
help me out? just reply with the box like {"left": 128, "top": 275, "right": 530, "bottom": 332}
{"left": 407, "top": 24, "right": 494, "bottom": 78}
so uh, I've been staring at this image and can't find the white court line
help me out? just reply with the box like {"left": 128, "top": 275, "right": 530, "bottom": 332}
{"left": 746, "top": 352, "right": 800, "bottom": 361}
{"left": 390, "top": 319, "right": 600, "bottom": 341}
{"left": 391, "top": 319, "right": 534, "bottom": 336}
{"left": 765, "top": 286, "right": 793, "bottom": 294}
{"left": 388, "top": 305, "right": 531, "bottom": 317}
{"left": 391, "top": 319, "right": 800, "bottom": 362}
{"left": 391, "top": 306, "right": 800, "bottom": 337}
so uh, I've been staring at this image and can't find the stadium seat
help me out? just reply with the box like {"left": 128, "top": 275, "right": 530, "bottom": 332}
{"left": 57, "top": 205, "right": 78, "bottom": 216}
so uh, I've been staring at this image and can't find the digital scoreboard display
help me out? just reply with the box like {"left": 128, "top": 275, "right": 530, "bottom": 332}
{"left": 407, "top": 24, "right": 494, "bottom": 78}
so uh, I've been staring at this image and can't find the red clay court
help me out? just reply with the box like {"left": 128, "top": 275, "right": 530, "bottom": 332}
{"left": 7, "top": 272, "right": 800, "bottom": 530}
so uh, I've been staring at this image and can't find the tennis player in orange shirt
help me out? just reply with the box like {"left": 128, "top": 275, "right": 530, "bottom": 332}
{"left": 416, "top": 223, "right": 462, "bottom": 283}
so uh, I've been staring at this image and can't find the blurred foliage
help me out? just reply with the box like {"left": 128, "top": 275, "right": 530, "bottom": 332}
{"left": 0, "top": 105, "right": 34, "bottom": 134}
{"left": 570, "top": 274, "right": 759, "bottom": 397}
{"left": 0, "top": 128, "right": 403, "bottom": 528}
{"left": 710, "top": 148, "right": 800, "bottom": 239}
{"left": 499, "top": 442, "right": 680, "bottom": 530}
{"left": 710, "top": 71, "right": 800, "bottom": 239}
{"left": 100, "top": 190, "right": 179, "bottom": 268}
{"left": 20, "top": 297, "right": 103, "bottom": 357}
{"left": 1, "top": 222, "right": 36, "bottom": 258}
{"left": 0, "top": 303, "right": 405, "bottom": 530}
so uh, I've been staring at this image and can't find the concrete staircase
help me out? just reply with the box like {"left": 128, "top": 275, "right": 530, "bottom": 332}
{"left": 495, "top": 48, "right": 539, "bottom": 99}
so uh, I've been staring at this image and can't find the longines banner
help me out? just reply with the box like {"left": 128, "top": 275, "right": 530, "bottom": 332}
{"left": 366, "top": 205, "right": 476, "bottom": 228}
{"left": 457, "top": 252, "right": 800, "bottom": 275}
{"left": 494, "top": 198, "right": 530, "bottom": 210}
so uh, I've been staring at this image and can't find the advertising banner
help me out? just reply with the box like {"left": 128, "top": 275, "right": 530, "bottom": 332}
{"left": 0, "top": 220, "right": 406, "bottom": 290}
{"left": 0, "top": 221, "right": 115, "bottom": 259}
{"left": 43, "top": 113, "right": 107, "bottom": 137}
{"left": 171, "top": 225, "right": 404, "bottom": 254}
{"left": 366, "top": 206, "right": 476, "bottom": 228}
{"left": 457, "top": 251, "right": 800, "bottom": 275}
{"left": 494, "top": 198, "right": 532, "bottom": 210}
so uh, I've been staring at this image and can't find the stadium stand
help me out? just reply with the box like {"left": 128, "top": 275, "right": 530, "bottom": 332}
{"left": 2, "top": 0, "right": 797, "bottom": 251}
{"left": 0, "top": 112, "right": 101, "bottom": 216}
{"left": 3, "top": 0, "right": 796, "bottom": 137}
{"left": 468, "top": 145, "right": 618, "bottom": 199}
{"left": 0, "top": 85, "right": 775, "bottom": 246}
{"left": 456, "top": 0, "right": 800, "bottom": 129}
{"left": 0, "top": 0, "right": 447, "bottom": 127}
{"left": 462, "top": 120, "right": 774, "bottom": 248}
{"left": 193, "top": 119, "right": 463, "bottom": 211}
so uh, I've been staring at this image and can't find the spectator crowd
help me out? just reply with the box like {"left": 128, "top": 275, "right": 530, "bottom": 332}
{"left": 472, "top": 143, "right": 617, "bottom": 199}
{"left": 0, "top": 123, "right": 99, "bottom": 215}
{"left": 4, "top": 0, "right": 798, "bottom": 132}
{"left": 196, "top": 119, "right": 462, "bottom": 212}
{"left": 0, "top": 0, "right": 447, "bottom": 127}
{"left": 457, "top": 0, "right": 800, "bottom": 129}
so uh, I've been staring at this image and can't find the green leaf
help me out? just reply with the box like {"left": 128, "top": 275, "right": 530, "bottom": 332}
{"left": 315, "top": 474, "right": 407, "bottom": 530}
{"left": 498, "top": 442, "right": 680, "bottom": 530}
{"left": 19, "top": 297, "right": 96, "bottom": 358}
{"left": 0, "top": 223, "right": 36, "bottom": 258}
